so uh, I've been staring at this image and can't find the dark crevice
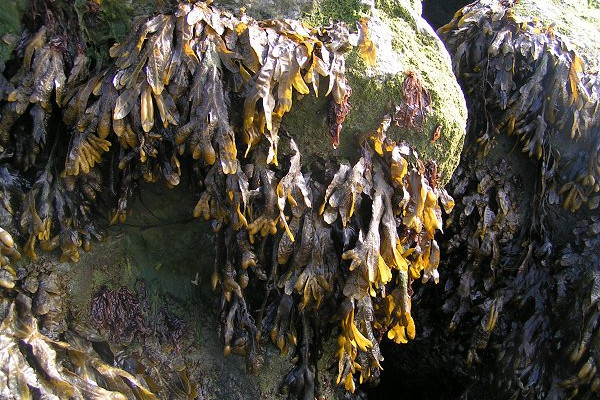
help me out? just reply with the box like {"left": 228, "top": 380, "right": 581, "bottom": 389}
{"left": 422, "top": 0, "right": 472, "bottom": 30}
{"left": 366, "top": 1, "right": 474, "bottom": 399}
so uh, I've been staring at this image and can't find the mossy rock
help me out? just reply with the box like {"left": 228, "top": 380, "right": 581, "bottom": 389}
{"left": 0, "top": 0, "right": 27, "bottom": 62}
{"left": 217, "top": 0, "right": 467, "bottom": 186}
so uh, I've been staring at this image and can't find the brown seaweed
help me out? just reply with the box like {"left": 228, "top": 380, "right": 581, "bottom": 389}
{"left": 434, "top": 1, "right": 600, "bottom": 398}
{"left": 0, "top": 1, "right": 455, "bottom": 397}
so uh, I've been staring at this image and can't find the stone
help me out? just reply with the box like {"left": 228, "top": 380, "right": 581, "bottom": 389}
{"left": 0, "top": 0, "right": 27, "bottom": 62}
{"left": 231, "top": 0, "right": 468, "bottom": 185}
{"left": 513, "top": 0, "right": 600, "bottom": 69}
{"left": 332, "top": 0, "right": 466, "bottom": 185}
{"left": 370, "top": 1, "right": 600, "bottom": 398}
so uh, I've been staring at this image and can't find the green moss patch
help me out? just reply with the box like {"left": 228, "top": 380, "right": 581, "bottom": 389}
{"left": 0, "top": 0, "right": 27, "bottom": 62}
{"left": 285, "top": 2, "right": 467, "bottom": 185}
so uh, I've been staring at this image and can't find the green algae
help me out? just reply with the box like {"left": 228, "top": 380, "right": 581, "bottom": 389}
{"left": 0, "top": 0, "right": 27, "bottom": 62}
{"left": 302, "top": 0, "right": 367, "bottom": 26}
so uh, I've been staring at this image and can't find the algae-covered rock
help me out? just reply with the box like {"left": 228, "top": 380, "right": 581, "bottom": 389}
{"left": 216, "top": 0, "right": 467, "bottom": 185}
{"left": 512, "top": 0, "right": 600, "bottom": 69}
{"left": 0, "top": 0, "right": 27, "bottom": 61}
{"left": 0, "top": 182, "right": 299, "bottom": 400}
{"left": 299, "top": 0, "right": 466, "bottom": 185}
{"left": 328, "top": 0, "right": 466, "bottom": 185}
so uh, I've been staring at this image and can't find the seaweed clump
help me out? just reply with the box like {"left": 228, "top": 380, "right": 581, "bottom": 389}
{"left": 421, "top": 1, "right": 600, "bottom": 398}
{"left": 0, "top": 289, "right": 198, "bottom": 399}
{"left": 0, "top": 292, "right": 151, "bottom": 399}
{"left": 0, "top": 0, "right": 455, "bottom": 398}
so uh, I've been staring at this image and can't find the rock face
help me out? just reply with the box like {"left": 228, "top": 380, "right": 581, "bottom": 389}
{"left": 0, "top": 0, "right": 467, "bottom": 399}
{"left": 371, "top": 1, "right": 600, "bottom": 399}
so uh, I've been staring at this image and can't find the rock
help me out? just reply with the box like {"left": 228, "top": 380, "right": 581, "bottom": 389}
{"left": 66, "top": 183, "right": 300, "bottom": 400}
{"left": 0, "top": 0, "right": 26, "bottom": 62}
{"left": 285, "top": 0, "right": 467, "bottom": 186}
{"left": 370, "top": 1, "right": 600, "bottom": 398}
{"left": 234, "top": 0, "right": 467, "bottom": 185}
{"left": 512, "top": 0, "right": 600, "bottom": 69}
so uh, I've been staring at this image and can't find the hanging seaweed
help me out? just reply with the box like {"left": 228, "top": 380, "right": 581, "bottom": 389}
{"left": 0, "top": 0, "right": 457, "bottom": 398}
{"left": 439, "top": 0, "right": 600, "bottom": 214}
{"left": 0, "top": 292, "right": 158, "bottom": 399}
{"left": 431, "top": 1, "right": 600, "bottom": 399}
{"left": 203, "top": 116, "right": 452, "bottom": 394}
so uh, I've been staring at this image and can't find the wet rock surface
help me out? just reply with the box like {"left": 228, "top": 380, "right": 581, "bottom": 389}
{"left": 0, "top": 0, "right": 466, "bottom": 399}
{"left": 373, "top": 1, "right": 600, "bottom": 399}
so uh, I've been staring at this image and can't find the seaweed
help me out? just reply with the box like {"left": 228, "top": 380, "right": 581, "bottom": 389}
{"left": 432, "top": 1, "right": 600, "bottom": 398}
{"left": 0, "top": 0, "right": 454, "bottom": 397}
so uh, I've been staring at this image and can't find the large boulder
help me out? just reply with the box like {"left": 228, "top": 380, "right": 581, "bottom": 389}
{"left": 0, "top": 0, "right": 467, "bottom": 398}
{"left": 371, "top": 1, "right": 600, "bottom": 399}
{"left": 219, "top": 0, "right": 466, "bottom": 185}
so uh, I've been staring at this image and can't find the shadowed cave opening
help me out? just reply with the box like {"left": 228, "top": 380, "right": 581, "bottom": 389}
{"left": 422, "top": 0, "right": 473, "bottom": 30}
